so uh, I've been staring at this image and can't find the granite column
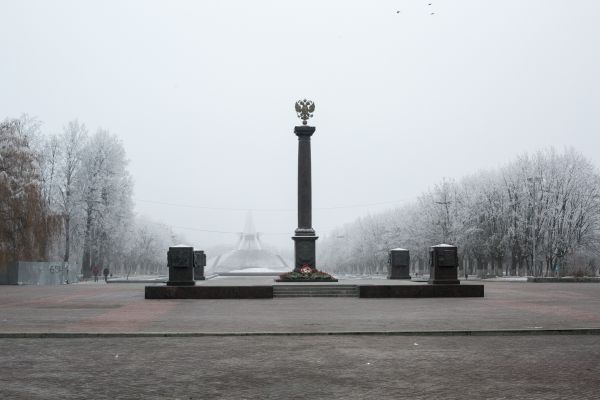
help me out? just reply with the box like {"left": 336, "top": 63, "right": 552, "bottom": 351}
{"left": 292, "top": 125, "right": 318, "bottom": 271}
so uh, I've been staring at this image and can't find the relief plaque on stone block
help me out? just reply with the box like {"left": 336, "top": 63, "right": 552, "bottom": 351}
{"left": 437, "top": 249, "right": 458, "bottom": 267}
{"left": 167, "top": 246, "right": 195, "bottom": 286}
{"left": 388, "top": 248, "right": 411, "bottom": 279}
{"left": 429, "top": 244, "right": 459, "bottom": 285}
{"left": 391, "top": 251, "right": 410, "bottom": 267}
{"left": 194, "top": 251, "right": 206, "bottom": 268}
{"left": 193, "top": 250, "right": 206, "bottom": 281}
{"left": 168, "top": 247, "right": 193, "bottom": 268}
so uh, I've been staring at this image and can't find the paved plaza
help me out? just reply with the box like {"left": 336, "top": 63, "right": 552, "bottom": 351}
{"left": 1, "top": 279, "right": 600, "bottom": 333}
{"left": 1, "top": 280, "right": 600, "bottom": 399}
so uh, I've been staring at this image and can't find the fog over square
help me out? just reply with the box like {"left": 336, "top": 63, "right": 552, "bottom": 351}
{"left": 3, "top": 3, "right": 600, "bottom": 399}
{"left": 2, "top": 0, "right": 599, "bottom": 249}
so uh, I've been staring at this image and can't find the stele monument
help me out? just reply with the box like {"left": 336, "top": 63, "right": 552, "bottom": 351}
{"left": 292, "top": 99, "right": 318, "bottom": 272}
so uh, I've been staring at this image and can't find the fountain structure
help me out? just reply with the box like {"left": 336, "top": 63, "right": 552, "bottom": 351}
{"left": 210, "top": 212, "right": 289, "bottom": 275}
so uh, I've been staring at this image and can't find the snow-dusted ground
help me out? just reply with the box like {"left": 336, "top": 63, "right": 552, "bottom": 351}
{"left": 76, "top": 273, "right": 530, "bottom": 283}
{"left": 227, "top": 267, "right": 288, "bottom": 273}
{"left": 333, "top": 274, "right": 388, "bottom": 280}
{"left": 331, "top": 274, "right": 529, "bottom": 282}
{"left": 479, "top": 276, "right": 528, "bottom": 282}
{"left": 76, "top": 275, "right": 167, "bottom": 284}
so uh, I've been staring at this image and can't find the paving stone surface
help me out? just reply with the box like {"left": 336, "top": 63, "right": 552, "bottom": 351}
{"left": 1, "top": 281, "right": 600, "bottom": 333}
{"left": 1, "top": 335, "right": 599, "bottom": 399}
{"left": 2, "top": 281, "right": 600, "bottom": 398}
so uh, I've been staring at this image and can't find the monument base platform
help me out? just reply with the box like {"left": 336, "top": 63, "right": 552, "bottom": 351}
{"left": 146, "top": 285, "right": 273, "bottom": 299}
{"left": 360, "top": 284, "right": 483, "bottom": 298}
{"left": 275, "top": 279, "right": 338, "bottom": 283}
{"left": 166, "top": 281, "right": 195, "bottom": 286}
{"left": 428, "top": 279, "right": 461, "bottom": 285}
{"left": 145, "top": 278, "right": 484, "bottom": 299}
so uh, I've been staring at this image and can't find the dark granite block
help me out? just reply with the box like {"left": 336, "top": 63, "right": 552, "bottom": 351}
{"left": 428, "top": 244, "right": 460, "bottom": 285}
{"left": 388, "top": 248, "right": 411, "bottom": 279}
{"left": 145, "top": 285, "right": 273, "bottom": 299}
{"left": 167, "top": 246, "right": 195, "bottom": 286}
{"left": 359, "top": 284, "right": 484, "bottom": 298}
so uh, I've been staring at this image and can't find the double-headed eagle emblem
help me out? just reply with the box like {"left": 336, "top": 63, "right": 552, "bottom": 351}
{"left": 295, "top": 99, "right": 315, "bottom": 125}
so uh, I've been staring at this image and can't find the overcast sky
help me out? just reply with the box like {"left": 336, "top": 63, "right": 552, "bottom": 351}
{"left": 2, "top": 0, "right": 599, "bottom": 249}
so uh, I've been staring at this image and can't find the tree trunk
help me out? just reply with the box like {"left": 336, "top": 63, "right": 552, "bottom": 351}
{"left": 81, "top": 208, "right": 93, "bottom": 278}
{"left": 63, "top": 215, "right": 70, "bottom": 262}
{"left": 518, "top": 257, "right": 524, "bottom": 276}
{"left": 477, "top": 257, "right": 485, "bottom": 277}
{"left": 510, "top": 252, "right": 517, "bottom": 276}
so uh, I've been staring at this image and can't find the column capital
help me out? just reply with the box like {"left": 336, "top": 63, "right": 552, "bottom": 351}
{"left": 294, "top": 125, "right": 316, "bottom": 137}
{"left": 294, "top": 228, "right": 316, "bottom": 236}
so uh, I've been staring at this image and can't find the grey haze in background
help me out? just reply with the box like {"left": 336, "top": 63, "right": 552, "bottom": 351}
{"left": 1, "top": 0, "right": 599, "bottom": 249}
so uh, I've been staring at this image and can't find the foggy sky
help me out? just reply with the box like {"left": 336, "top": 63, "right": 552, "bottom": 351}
{"left": 2, "top": 0, "right": 599, "bottom": 249}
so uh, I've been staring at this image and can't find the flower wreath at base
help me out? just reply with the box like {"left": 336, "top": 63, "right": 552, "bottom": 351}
{"left": 278, "top": 264, "right": 337, "bottom": 281}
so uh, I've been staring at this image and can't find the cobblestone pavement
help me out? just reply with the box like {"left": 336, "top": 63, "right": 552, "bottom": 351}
{"left": 2, "top": 282, "right": 600, "bottom": 398}
{"left": 1, "top": 281, "right": 600, "bottom": 333}
{"left": 1, "top": 335, "right": 599, "bottom": 399}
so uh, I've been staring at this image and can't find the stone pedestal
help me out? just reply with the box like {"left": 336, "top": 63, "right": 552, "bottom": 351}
{"left": 388, "top": 248, "right": 411, "bottom": 279}
{"left": 428, "top": 244, "right": 460, "bottom": 285}
{"left": 194, "top": 250, "right": 206, "bottom": 281}
{"left": 292, "top": 235, "right": 318, "bottom": 271}
{"left": 293, "top": 125, "right": 318, "bottom": 271}
{"left": 167, "top": 245, "right": 195, "bottom": 286}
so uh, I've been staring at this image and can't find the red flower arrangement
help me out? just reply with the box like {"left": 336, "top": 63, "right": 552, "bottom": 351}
{"left": 277, "top": 264, "right": 337, "bottom": 282}
{"left": 299, "top": 264, "right": 314, "bottom": 274}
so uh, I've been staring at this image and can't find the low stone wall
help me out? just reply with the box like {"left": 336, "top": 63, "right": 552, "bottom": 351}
{"left": 527, "top": 277, "right": 600, "bottom": 283}
{"left": 0, "top": 262, "right": 79, "bottom": 285}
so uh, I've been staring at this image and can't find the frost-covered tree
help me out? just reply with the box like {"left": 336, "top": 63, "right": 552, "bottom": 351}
{"left": 120, "top": 216, "right": 184, "bottom": 278}
{"left": 320, "top": 148, "right": 600, "bottom": 277}
{"left": 53, "top": 120, "right": 88, "bottom": 263}
{"left": 0, "top": 117, "right": 60, "bottom": 266}
{"left": 1, "top": 114, "right": 181, "bottom": 279}
{"left": 78, "top": 129, "right": 133, "bottom": 278}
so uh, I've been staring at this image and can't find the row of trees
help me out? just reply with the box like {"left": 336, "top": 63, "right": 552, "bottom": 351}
{"left": 0, "top": 115, "right": 180, "bottom": 278}
{"left": 319, "top": 148, "right": 600, "bottom": 277}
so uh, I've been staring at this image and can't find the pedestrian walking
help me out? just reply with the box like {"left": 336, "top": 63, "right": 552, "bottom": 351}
{"left": 92, "top": 266, "right": 99, "bottom": 282}
{"left": 103, "top": 267, "right": 110, "bottom": 283}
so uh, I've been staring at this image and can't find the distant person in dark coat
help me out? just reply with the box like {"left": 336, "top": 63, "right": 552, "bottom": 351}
{"left": 92, "top": 266, "right": 99, "bottom": 282}
{"left": 103, "top": 267, "right": 110, "bottom": 283}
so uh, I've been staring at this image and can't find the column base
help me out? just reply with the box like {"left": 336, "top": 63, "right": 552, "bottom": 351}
{"left": 166, "top": 281, "right": 196, "bottom": 286}
{"left": 292, "top": 234, "right": 318, "bottom": 272}
{"left": 428, "top": 279, "right": 460, "bottom": 285}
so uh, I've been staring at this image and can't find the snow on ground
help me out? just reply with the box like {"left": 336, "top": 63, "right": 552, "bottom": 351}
{"left": 227, "top": 267, "right": 288, "bottom": 273}
{"left": 480, "top": 276, "right": 528, "bottom": 282}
